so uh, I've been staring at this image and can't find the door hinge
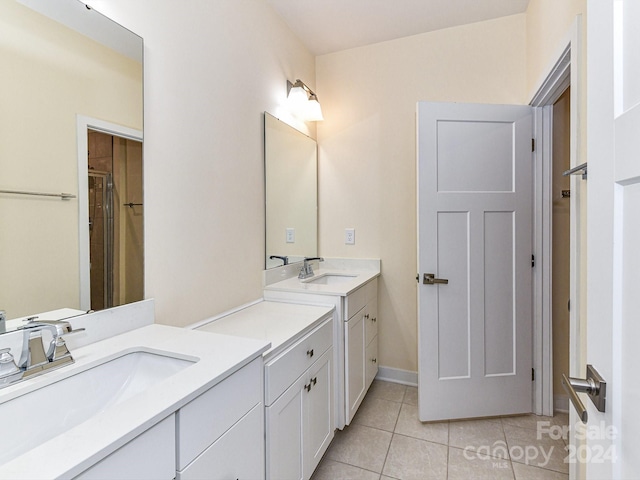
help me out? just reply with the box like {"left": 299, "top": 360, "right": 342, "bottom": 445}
{"left": 532, "top": 368, "right": 535, "bottom": 381}
{"left": 532, "top": 138, "right": 535, "bottom": 152}
{"left": 531, "top": 255, "right": 535, "bottom": 268}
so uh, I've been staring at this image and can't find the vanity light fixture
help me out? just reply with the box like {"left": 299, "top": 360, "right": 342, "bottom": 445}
{"left": 287, "top": 79, "right": 324, "bottom": 121}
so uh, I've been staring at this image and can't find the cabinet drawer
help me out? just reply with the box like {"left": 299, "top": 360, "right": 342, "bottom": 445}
{"left": 75, "top": 414, "right": 175, "bottom": 480}
{"left": 177, "top": 403, "right": 264, "bottom": 480}
{"left": 345, "top": 279, "right": 377, "bottom": 320}
{"left": 345, "top": 287, "right": 366, "bottom": 321}
{"left": 177, "top": 357, "right": 262, "bottom": 470}
{"left": 265, "top": 318, "right": 332, "bottom": 406}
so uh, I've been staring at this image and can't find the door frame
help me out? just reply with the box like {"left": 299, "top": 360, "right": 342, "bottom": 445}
{"left": 76, "top": 115, "right": 143, "bottom": 311}
{"left": 529, "top": 16, "right": 583, "bottom": 417}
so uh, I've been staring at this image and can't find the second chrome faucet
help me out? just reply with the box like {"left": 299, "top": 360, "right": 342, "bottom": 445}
{"left": 298, "top": 257, "right": 324, "bottom": 279}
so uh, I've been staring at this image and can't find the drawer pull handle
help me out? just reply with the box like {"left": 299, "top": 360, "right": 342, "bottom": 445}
{"left": 307, "top": 349, "right": 314, "bottom": 358}
{"left": 304, "top": 383, "right": 311, "bottom": 392}
{"left": 371, "top": 358, "right": 377, "bottom": 363}
{"left": 312, "top": 377, "right": 317, "bottom": 386}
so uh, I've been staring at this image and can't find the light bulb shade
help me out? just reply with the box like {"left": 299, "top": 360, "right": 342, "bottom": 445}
{"left": 287, "top": 85, "right": 308, "bottom": 110}
{"left": 305, "top": 98, "right": 324, "bottom": 121}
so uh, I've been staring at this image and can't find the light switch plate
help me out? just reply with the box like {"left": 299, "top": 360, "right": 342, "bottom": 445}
{"left": 345, "top": 228, "right": 355, "bottom": 245}
{"left": 286, "top": 228, "right": 295, "bottom": 243}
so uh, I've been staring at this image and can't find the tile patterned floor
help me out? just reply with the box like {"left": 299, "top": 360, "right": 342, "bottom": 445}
{"left": 312, "top": 380, "right": 570, "bottom": 480}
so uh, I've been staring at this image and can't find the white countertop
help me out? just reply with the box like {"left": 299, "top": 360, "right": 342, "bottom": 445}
{"left": 195, "top": 301, "right": 334, "bottom": 358}
{"left": 264, "top": 267, "right": 380, "bottom": 297}
{"left": 0, "top": 324, "right": 269, "bottom": 479}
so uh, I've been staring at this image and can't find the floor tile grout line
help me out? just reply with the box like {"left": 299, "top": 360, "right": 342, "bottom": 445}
{"left": 379, "top": 432, "right": 395, "bottom": 478}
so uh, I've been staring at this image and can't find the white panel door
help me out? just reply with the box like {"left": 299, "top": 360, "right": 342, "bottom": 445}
{"left": 582, "top": 1, "right": 640, "bottom": 477}
{"left": 417, "top": 102, "right": 533, "bottom": 421}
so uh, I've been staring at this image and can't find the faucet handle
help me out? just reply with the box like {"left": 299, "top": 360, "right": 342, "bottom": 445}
{"left": 0, "top": 348, "right": 21, "bottom": 379}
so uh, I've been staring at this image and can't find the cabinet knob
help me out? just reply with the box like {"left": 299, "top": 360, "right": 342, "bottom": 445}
{"left": 365, "top": 313, "right": 369, "bottom": 320}
{"left": 312, "top": 377, "right": 317, "bottom": 385}
{"left": 307, "top": 349, "right": 314, "bottom": 358}
{"left": 304, "top": 383, "right": 311, "bottom": 392}
{"left": 371, "top": 358, "right": 377, "bottom": 363}
{"left": 371, "top": 317, "right": 377, "bottom": 323}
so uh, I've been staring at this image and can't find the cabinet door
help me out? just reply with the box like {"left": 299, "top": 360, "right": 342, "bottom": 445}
{"left": 266, "top": 376, "right": 305, "bottom": 480}
{"left": 365, "top": 336, "right": 378, "bottom": 389}
{"left": 178, "top": 404, "right": 264, "bottom": 480}
{"left": 364, "top": 300, "right": 378, "bottom": 347}
{"left": 345, "top": 310, "right": 366, "bottom": 424}
{"left": 303, "top": 349, "right": 334, "bottom": 480}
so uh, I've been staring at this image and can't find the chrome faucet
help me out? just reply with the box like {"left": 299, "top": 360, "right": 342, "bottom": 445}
{"left": 298, "top": 257, "right": 324, "bottom": 279}
{"left": 19, "top": 318, "right": 85, "bottom": 374}
{"left": 0, "top": 317, "right": 85, "bottom": 388}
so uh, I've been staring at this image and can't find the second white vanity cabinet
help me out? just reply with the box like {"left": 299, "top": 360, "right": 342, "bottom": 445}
{"left": 265, "top": 319, "right": 333, "bottom": 480}
{"left": 263, "top": 263, "right": 380, "bottom": 428}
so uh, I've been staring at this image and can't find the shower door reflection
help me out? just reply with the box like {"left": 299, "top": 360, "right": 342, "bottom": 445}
{"left": 88, "top": 172, "right": 113, "bottom": 310}
{"left": 87, "top": 130, "right": 143, "bottom": 311}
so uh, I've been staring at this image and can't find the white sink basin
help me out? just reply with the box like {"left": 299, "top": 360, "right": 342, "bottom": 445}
{"left": 303, "top": 273, "right": 357, "bottom": 285}
{"left": 0, "top": 350, "right": 195, "bottom": 466}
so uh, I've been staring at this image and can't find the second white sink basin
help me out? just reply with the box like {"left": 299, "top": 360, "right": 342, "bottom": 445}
{"left": 303, "top": 273, "right": 357, "bottom": 285}
{"left": 0, "top": 350, "right": 195, "bottom": 466}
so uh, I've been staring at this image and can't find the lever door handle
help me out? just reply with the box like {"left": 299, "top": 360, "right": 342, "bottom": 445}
{"left": 422, "top": 273, "right": 448, "bottom": 285}
{"left": 561, "top": 364, "right": 606, "bottom": 424}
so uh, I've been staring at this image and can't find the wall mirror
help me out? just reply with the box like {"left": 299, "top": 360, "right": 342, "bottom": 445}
{"left": 0, "top": 0, "right": 143, "bottom": 323}
{"left": 264, "top": 113, "right": 317, "bottom": 269}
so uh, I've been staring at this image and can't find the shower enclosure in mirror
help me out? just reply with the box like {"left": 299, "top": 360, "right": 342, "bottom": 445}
{"left": 87, "top": 131, "right": 143, "bottom": 311}
{"left": 0, "top": 0, "right": 143, "bottom": 321}
{"left": 264, "top": 113, "right": 318, "bottom": 269}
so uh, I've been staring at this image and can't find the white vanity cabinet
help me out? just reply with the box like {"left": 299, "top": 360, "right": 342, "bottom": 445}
{"left": 176, "top": 357, "right": 265, "bottom": 480}
{"left": 194, "top": 301, "right": 335, "bottom": 480}
{"left": 265, "top": 318, "right": 334, "bottom": 480}
{"left": 75, "top": 414, "right": 176, "bottom": 480}
{"left": 345, "top": 279, "right": 378, "bottom": 423}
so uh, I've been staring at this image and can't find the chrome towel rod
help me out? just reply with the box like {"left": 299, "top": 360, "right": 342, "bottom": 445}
{"left": 0, "top": 189, "right": 76, "bottom": 200}
{"left": 562, "top": 162, "right": 587, "bottom": 180}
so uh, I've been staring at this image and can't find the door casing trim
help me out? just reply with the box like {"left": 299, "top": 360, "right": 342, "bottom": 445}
{"left": 529, "top": 15, "right": 583, "bottom": 419}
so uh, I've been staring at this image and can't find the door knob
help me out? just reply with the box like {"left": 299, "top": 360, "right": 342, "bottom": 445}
{"left": 422, "top": 273, "right": 449, "bottom": 285}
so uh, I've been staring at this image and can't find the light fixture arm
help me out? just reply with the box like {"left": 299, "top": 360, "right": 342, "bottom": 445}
{"left": 287, "top": 79, "right": 319, "bottom": 102}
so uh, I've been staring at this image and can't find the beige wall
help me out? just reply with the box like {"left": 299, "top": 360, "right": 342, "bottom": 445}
{"left": 75, "top": 1, "right": 590, "bottom": 375}
{"left": 89, "top": 0, "right": 316, "bottom": 326}
{"left": 526, "top": 0, "right": 587, "bottom": 97}
{"left": 316, "top": 15, "right": 527, "bottom": 372}
{"left": 0, "top": 1, "right": 142, "bottom": 318}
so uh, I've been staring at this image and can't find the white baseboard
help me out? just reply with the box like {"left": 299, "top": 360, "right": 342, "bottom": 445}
{"left": 375, "top": 366, "right": 418, "bottom": 387}
{"left": 554, "top": 394, "right": 569, "bottom": 413}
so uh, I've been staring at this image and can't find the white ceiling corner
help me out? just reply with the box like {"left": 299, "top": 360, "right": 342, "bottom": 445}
{"left": 265, "top": 0, "right": 530, "bottom": 56}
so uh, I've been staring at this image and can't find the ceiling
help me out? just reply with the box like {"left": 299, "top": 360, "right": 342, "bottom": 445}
{"left": 266, "top": 0, "right": 530, "bottom": 56}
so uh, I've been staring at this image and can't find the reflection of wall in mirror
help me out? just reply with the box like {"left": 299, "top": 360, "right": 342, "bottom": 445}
{"left": 0, "top": 1, "right": 143, "bottom": 319}
{"left": 265, "top": 114, "right": 318, "bottom": 269}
